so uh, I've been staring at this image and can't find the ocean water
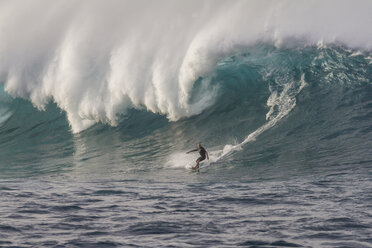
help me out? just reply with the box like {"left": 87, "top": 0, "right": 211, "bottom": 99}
{"left": 1, "top": 0, "right": 372, "bottom": 247}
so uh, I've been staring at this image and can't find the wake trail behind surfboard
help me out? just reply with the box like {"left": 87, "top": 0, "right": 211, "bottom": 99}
{"left": 166, "top": 75, "right": 307, "bottom": 170}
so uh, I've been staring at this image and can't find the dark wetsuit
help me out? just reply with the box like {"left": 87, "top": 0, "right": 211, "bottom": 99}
{"left": 190, "top": 147, "right": 207, "bottom": 162}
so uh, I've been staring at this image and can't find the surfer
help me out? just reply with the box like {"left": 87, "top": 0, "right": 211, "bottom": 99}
{"left": 187, "top": 143, "right": 209, "bottom": 171}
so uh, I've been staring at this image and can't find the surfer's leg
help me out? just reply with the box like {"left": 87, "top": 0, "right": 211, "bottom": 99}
{"left": 193, "top": 157, "right": 201, "bottom": 170}
{"left": 195, "top": 156, "right": 206, "bottom": 171}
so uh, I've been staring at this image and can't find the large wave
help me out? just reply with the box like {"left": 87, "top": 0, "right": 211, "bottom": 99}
{"left": 0, "top": 0, "right": 371, "bottom": 132}
{"left": 1, "top": 42, "right": 372, "bottom": 176}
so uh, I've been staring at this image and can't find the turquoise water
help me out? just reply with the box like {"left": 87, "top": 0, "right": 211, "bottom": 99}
{"left": 1, "top": 45, "right": 372, "bottom": 179}
{"left": 1, "top": 45, "right": 372, "bottom": 247}
{"left": 1, "top": 0, "right": 372, "bottom": 247}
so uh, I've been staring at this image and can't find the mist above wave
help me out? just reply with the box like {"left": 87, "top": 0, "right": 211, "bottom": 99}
{"left": 0, "top": 0, "right": 371, "bottom": 132}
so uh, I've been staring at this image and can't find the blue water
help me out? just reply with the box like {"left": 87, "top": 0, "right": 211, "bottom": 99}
{"left": 1, "top": 173, "right": 371, "bottom": 247}
{"left": 1, "top": 44, "right": 371, "bottom": 247}
{"left": 1, "top": 1, "right": 372, "bottom": 246}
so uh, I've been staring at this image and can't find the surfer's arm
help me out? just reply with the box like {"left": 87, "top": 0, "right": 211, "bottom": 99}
{"left": 186, "top": 149, "right": 198, "bottom": 154}
{"left": 206, "top": 151, "right": 209, "bottom": 160}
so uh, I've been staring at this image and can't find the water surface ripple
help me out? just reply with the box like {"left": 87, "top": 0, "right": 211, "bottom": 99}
{"left": 1, "top": 171, "right": 371, "bottom": 247}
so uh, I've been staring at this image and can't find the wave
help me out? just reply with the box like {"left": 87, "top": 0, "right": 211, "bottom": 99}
{"left": 0, "top": 43, "right": 372, "bottom": 177}
{"left": 0, "top": 0, "right": 371, "bottom": 133}
{"left": 1, "top": 1, "right": 372, "bottom": 177}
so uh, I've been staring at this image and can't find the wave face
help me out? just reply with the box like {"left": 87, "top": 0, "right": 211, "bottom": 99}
{"left": 0, "top": 0, "right": 372, "bottom": 177}
{"left": 1, "top": 43, "right": 372, "bottom": 177}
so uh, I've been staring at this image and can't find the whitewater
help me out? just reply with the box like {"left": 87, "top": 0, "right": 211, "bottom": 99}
{"left": 1, "top": 0, "right": 372, "bottom": 247}
{"left": 1, "top": 0, "right": 371, "bottom": 132}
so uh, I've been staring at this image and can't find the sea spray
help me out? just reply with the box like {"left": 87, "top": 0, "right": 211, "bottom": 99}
{"left": 0, "top": 0, "right": 371, "bottom": 132}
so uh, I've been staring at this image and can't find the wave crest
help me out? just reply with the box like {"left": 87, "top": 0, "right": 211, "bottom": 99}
{"left": 0, "top": 0, "right": 371, "bottom": 132}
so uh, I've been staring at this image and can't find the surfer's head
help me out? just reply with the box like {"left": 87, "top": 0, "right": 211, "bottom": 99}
{"left": 197, "top": 143, "right": 201, "bottom": 149}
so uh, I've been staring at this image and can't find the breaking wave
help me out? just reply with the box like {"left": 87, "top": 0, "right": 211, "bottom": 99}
{"left": 0, "top": 0, "right": 371, "bottom": 133}
{"left": 0, "top": 0, "right": 372, "bottom": 176}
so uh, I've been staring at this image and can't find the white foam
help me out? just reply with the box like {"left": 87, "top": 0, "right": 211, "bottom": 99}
{"left": 226, "top": 74, "right": 307, "bottom": 152}
{"left": 0, "top": 0, "right": 371, "bottom": 132}
{"left": 166, "top": 150, "right": 222, "bottom": 170}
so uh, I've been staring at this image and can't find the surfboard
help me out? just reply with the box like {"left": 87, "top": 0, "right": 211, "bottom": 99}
{"left": 186, "top": 159, "right": 211, "bottom": 172}
{"left": 188, "top": 161, "right": 208, "bottom": 172}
